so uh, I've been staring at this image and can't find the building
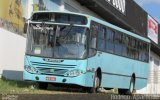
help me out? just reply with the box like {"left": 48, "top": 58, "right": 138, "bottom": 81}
{"left": 0, "top": 0, "right": 160, "bottom": 94}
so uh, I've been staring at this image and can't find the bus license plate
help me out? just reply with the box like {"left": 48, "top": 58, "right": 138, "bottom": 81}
{"left": 46, "top": 76, "right": 56, "bottom": 81}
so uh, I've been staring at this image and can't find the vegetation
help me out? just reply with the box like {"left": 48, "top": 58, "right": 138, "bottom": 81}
{"left": 0, "top": 79, "right": 68, "bottom": 94}
{"left": 0, "top": 78, "right": 117, "bottom": 94}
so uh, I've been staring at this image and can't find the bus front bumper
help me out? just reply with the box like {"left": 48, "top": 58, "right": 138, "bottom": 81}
{"left": 23, "top": 71, "right": 94, "bottom": 87}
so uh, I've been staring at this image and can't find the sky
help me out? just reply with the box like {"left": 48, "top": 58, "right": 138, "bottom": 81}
{"left": 134, "top": 0, "right": 160, "bottom": 23}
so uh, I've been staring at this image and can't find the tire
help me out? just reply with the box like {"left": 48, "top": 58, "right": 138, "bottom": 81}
{"left": 38, "top": 82, "right": 48, "bottom": 90}
{"left": 118, "top": 89, "right": 128, "bottom": 95}
{"left": 90, "top": 72, "right": 100, "bottom": 93}
{"left": 127, "top": 77, "right": 135, "bottom": 95}
{"left": 118, "top": 77, "right": 135, "bottom": 95}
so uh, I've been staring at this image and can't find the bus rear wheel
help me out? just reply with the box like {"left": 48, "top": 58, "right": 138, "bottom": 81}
{"left": 38, "top": 82, "right": 48, "bottom": 90}
{"left": 118, "top": 77, "right": 135, "bottom": 95}
{"left": 128, "top": 77, "right": 135, "bottom": 95}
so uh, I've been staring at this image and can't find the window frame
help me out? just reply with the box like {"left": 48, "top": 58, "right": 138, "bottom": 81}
{"left": 89, "top": 20, "right": 149, "bottom": 63}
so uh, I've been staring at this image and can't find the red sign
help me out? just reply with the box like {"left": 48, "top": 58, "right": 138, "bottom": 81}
{"left": 149, "top": 19, "right": 158, "bottom": 34}
{"left": 148, "top": 15, "right": 158, "bottom": 44}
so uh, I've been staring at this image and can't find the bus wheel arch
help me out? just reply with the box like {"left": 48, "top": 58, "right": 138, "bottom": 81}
{"left": 97, "top": 67, "right": 102, "bottom": 85}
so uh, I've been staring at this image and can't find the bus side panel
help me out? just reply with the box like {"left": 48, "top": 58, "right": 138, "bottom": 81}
{"left": 135, "top": 78, "right": 148, "bottom": 90}
{"left": 97, "top": 52, "right": 149, "bottom": 89}
{"left": 101, "top": 73, "right": 131, "bottom": 89}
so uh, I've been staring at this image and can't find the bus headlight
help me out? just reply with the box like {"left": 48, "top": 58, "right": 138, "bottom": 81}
{"left": 65, "top": 69, "right": 85, "bottom": 77}
{"left": 25, "top": 65, "right": 37, "bottom": 74}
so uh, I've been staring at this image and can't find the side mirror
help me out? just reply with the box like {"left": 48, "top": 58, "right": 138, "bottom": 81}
{"left": 23, "top": 22, "right": 28, "bottom": 34}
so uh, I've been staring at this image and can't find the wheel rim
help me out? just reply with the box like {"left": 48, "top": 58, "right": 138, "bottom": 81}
{"left": 129, "top": 80, "right": 134, "bottom": 93}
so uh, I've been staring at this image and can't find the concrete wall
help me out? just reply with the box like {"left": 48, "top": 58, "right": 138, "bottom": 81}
{"left": 0, "top": 28, "right": 26, "bottom": 80}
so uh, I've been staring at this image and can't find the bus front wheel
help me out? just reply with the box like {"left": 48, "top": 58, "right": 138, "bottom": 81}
{"left": 90, "top": 72, "right": 101, "bottom": 93}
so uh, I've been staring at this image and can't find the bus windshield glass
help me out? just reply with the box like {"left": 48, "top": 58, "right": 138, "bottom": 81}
{"left": 31, "top": 12, "right": 87, "bottom": 25}
{"left": 26, "top": 24, "right": 87, "bottom": 59}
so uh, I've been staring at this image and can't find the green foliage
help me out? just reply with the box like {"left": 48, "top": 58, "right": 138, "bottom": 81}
{"left": 0, "top": 79, "right": 66, "bottom": 94}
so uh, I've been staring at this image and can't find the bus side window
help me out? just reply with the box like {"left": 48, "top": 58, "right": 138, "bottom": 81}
{"left": 122, "top": 35, "right": 127, "bottom": 57}
{"left": 135, "top": 40, "right": 139, "bottom": 60}
{"left": 106, "top": 28, "right": 114, "bottom": 53}
{"left": 89, "top": 22, "right": 98, "bottom": 57}
{"left": 143, "top": 43, "right": 149, "bottom": 62}
{"left": 91, "top": 25, "right": 98, "bottom": 48}
{"left": 138, "top": 41, "right": 144, "bottom": 61}
{"left": 98, "top": 26, "right": 105, "bottom": 51}
{"left": 114, "top": 31, "right": 122, "bottom": 55}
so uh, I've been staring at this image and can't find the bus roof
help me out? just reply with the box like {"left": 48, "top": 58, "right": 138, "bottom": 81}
{"left": 32, "top": 11, "right": 150, "bottom": 43}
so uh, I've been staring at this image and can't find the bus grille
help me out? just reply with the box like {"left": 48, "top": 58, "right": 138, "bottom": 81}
{"left": 31, "top": 62, "right": 76, "bottom": 75}
{"left": 37, "top": 67, "right": 68, "bottom": 75}
{"left": 31, "top": 62, "right": 76, "bottom": 68}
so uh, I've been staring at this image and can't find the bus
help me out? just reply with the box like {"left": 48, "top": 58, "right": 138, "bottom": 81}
{"left": 23, "top": 11, "right": 150, "bottom": 94}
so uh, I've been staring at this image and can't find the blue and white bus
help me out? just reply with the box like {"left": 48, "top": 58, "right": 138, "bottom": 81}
{"left": 23, "top": 11, "right": 150, "bottom": 94}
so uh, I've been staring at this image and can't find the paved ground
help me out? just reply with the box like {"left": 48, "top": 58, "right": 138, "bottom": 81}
{"left": 1, "top": 94, "right": 160, "bottom": 100}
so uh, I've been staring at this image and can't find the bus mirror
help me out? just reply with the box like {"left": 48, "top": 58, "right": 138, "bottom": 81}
{"left": 24, "top": 23, "right": 28, "bottom": 34}
{"left": 91, "top": 38, "right": 96, "bottom": 49}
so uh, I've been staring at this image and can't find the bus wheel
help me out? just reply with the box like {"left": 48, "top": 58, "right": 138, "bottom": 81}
{"left": 127, "top": 77, "right": 135, "bottom": 95}
{"left": 38, "top": 82, "right": 48, "bottom": 90}
{"left": 91, "top": 72, "right": 100, "bottom": 93}
{"left": 118, "top": 77, "right": 135, "bottom": 95}
{"left": 118, "top": 89, "right": 128, "bottom": 95}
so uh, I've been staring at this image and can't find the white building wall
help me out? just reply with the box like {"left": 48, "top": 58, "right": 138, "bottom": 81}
{"left": 137, "top": 51, "right": 160, "bottom": 94}
{"left": 0, "top": 28, "right": 26, "bottom": 80}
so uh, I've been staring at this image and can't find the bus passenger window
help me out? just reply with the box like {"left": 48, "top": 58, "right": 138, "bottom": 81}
{"left": 89, "top": 24, "right": 98, "bottom": 56}
{"left": 106, "top": 29, "right": 114, "bottom": 53}
{"left": 98, "top": 27, "right": 105, "bottom": 51}
{"left": 114, "top": 32, "right": 122, "bottom": 55}
{"left": 138, "top": 41, "right": 145, "bottom": 61}
{"left": 90, "top": 25, "right": 98, "bottom": 48}
{"left": 122, "top": 35, "right": 127, "bottom": 57}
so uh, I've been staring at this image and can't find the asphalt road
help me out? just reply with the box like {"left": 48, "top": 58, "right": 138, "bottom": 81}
{"left": 1, "top": 94, "right": 160, "bottom": 100}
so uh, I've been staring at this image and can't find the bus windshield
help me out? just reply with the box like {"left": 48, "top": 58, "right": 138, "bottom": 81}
{"left": 26, "top": 24, "right": 88, "bottom": 59}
